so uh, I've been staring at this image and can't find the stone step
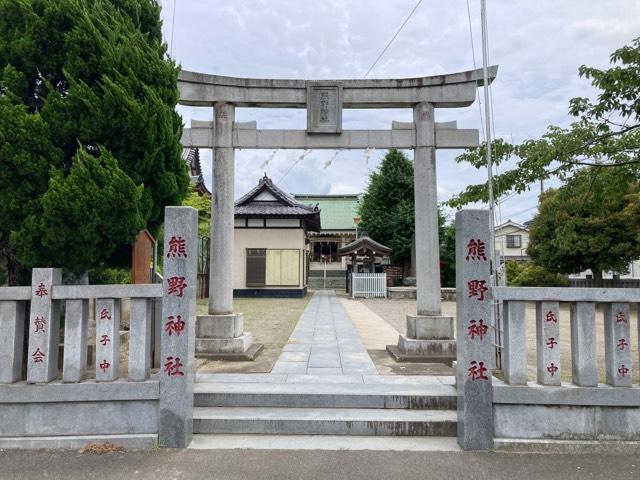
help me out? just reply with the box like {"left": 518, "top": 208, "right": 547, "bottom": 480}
{"left": 193, "top": 407, "right": 457, "bottom": 436}
{"left": 195, "top": 373, "right": 456, "bottom": 386}
{"left": 189, "top": 434, "right": 461, "bottom": 451}
{"left": 307, "top": 278, "right": 346, "bottom": 288}
{"left": 308, "top": 270, "right": 347, "bottom": 278}
{"left": 194, "top": 382, "right": 456, "bottom": 409}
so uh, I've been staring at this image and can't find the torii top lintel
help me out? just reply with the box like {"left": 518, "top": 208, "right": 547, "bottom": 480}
{"left": 178, "top": 66, "right": 498, "bottom": 109}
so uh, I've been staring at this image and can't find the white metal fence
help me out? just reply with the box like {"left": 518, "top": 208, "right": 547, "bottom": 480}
{"left": 351, "top": 273, "right": 387, "bottom": 298}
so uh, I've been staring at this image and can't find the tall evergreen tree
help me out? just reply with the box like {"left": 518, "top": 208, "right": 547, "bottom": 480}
{"left": 358, "top": 149, "right": 415, "bottom": 265}
{"left": 0, "top": 0, "right": 189, "bottom": 283}
{"left": 358, "top": 149, "right": 451, "bottom": 274}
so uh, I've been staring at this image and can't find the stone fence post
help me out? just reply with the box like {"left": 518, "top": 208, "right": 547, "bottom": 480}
{"left": 159, "top": 206, "right": 198, "bottom": 448}
{"left": 455, "top": 209, "right": 494, "bottom": 450}
{"left": 27, "top": 268, "right": 62, "bottom": 383}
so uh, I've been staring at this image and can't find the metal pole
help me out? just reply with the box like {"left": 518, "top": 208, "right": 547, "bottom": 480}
{"left": 481, "top": 0, "right": 503, "bottom": 369}
{"left": 323, "top": 259, "right": 327, "bottom": 289}
{"left": 481, "top": 0, "right": 495, "bottom": 269}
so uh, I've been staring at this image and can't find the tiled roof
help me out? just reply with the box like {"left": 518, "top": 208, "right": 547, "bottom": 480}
{"left": 235, "top": 175, "right": 321, "bottom": 231}
{"left": 293, "top": 194, "right": 360, "bottom": 231}
{"left": 338, "top": 235, "right": 391, "bottom": 256}
{"left": 182, "top": 147, "right": 210, "bottom": 196}
{"left": 235, "top": 204, "right": 319, "bottom": 216}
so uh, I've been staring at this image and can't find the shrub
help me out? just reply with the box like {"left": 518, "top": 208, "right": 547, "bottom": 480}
{"left": 506, "top": 261, "right": 569, "bottom": 287}
{"left": 89, "top": 267, "right": 131, "bottom": 285}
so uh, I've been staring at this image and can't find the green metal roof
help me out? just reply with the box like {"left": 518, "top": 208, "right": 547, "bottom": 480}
{"left": 293, "top": 194, "right": 360, "bottom": 231}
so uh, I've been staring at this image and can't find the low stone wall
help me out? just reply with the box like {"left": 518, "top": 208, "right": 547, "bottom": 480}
{"left": 234, "top": 288, "right": 307, "bottom": 298}
{"left": 0, "top": 206, "right": 198, "bottom": 450}
{"left": 387, "top": 287, "right": 456, "bottom": 301}
{"left": 441, "top": 288, "right": 456, "bottom": 301}
{"left": 388, "top": 287, "right": 416, "bottom": 299}
{"left": 0, "top": 380, "right": 159, "bottom": 449}
{"left": 493, "top": 381, "right": 640, "bottom": 441}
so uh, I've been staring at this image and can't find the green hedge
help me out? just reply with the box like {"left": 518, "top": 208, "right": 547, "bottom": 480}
{"left": 506, "top": 261, "right": 569, "bottom": 287}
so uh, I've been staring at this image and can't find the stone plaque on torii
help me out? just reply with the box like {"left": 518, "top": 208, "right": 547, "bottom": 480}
{"left": 179, "top": 66, "right": 498, "bottom": 359}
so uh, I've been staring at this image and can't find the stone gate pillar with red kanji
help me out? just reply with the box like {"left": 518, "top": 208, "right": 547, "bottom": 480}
{"left": 159, "top": 206, "right": 198, "bottom": 448}
{"left": 455, "top": 209, "right": 494, "bottom": 450}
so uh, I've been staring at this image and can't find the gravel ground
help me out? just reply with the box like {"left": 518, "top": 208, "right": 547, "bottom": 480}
{"left": 360, "top": 297, "right": 639, "bottom": 383}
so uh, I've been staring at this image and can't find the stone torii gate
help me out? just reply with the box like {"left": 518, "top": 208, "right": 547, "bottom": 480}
{"left": 179, "top": 67, "right": 498, "bottom": 358}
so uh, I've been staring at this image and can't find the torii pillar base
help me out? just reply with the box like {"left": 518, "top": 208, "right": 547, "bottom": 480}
{"left": 195, "top": 313, "right": 263, "bottom": 361}
{"left": 386, "top": 314, "right": 456, "bottom": 366}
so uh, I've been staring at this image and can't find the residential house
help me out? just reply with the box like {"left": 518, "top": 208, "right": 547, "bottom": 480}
{"left": 494, "top": 220, "right": 530, "bottom": 262}
{"left": 233, "top": 175, "right": 321, "bottom": 297}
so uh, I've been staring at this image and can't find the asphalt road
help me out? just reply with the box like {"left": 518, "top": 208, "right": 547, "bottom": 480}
{"left": 0, "top": 449, "right": 638, "bottom": 480}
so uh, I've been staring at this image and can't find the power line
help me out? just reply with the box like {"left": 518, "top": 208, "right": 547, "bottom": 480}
{"left": 508, "top": 204, "right": 539, "bottom": 219}
{"left": 362, "top": 0, "right": 424, "bottom": 79}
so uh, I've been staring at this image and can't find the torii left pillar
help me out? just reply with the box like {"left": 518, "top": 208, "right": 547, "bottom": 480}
{"left": 388, "top": 102, "right": 455, "bottom": 364}
{"left": 196, "top": 102, "right": 262, "bottom": 360}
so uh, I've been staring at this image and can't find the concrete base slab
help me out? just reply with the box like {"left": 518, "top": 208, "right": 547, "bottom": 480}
{"left": 0, "top": 434, "right": 157, "bottom": 450}
{"left": 197, "top": 313, "right": 244, "bottom": 338}
{"left": 386, "top": 345, "right": 455, "bottom": 366}
{"left": 189, "top": 434, "right": 461, "bottom": 451}
{"left": 196, "top": 332, "right": 254, "bottom": 355}
{"left": 196, "top": 343, "right": 263, "bottom": 361}
{"left": 406, "top": 315, "right": 454, "bottom": 340}
{"left": 397, "top": 335, "right": 456, "bottom": 356}
{"left": 495, "top": 438, "right": 640, "bottom": 453}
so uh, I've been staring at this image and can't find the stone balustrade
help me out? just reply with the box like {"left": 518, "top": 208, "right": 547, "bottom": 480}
{"left": 494, "top": 286, "right": 640, "bottom": 388}
{"left": 490, "top": 286, "right": 640, "bottom": 446}
{"left": 0, "top": 206, "right": 198, "bottom": 450}
{"left": 0, "top": 277, "right": 162, "bottom": 385}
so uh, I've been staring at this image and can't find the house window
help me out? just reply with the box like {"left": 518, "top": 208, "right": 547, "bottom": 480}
{"left": 246, "top": 249, "right": 300, "bottom": 287}
{"left": 246, "top": 249, "right": 266, "bottom": 286}
{"left": 506, "top": 234, "right": 521, "bottom": 248}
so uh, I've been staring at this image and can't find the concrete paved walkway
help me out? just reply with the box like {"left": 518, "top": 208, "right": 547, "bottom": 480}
{"left": 3, "top": 448, "right": 638, "bottom": 480}
{"left": 271, "top": 290, "right": 377, "bottom": 375}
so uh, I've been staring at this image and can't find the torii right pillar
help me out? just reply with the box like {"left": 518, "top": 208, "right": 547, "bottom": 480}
{"left": 389, "top": 102, "right": 456, "bottom": 364}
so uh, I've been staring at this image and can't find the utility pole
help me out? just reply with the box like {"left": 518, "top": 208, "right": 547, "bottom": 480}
{"left": 481, "top": 0, "right": 504, "bottom": 369}
{"left": 480, "top": 0, "right": 496, "bottom": 275}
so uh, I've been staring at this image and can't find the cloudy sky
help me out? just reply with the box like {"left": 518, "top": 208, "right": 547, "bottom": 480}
{"left": 160, "top": 0, "right": 640, "bottom": 223}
